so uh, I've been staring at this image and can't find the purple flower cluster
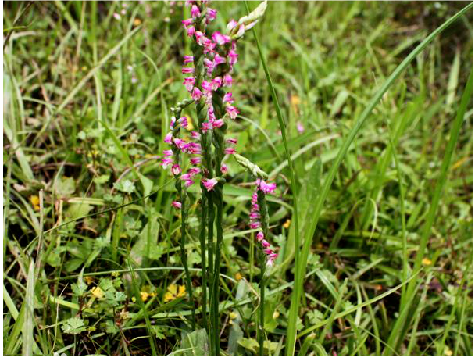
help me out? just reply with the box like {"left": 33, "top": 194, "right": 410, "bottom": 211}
{"left": 163, "top": 0, "right": 244, "bottom": 209}
{"left": 250, "top": 179, "right": 278, "bottom": 267}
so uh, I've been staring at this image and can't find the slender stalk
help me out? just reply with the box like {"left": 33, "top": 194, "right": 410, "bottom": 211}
{"left": 256, "top": 189, "right": 270, "bottom": 356}
{"left": 208, "top": 197, "right": 216, "bottom": 355}
{"left": 177, "top": 181, "right": 195, "bottom": 329}
{"left": 213, "top": 188, "right": 224, "bottom": 356}
{"left": 199, "top": 189, "right": 208, "bottom": 331}
{"left": 259, "top": 254, "right": 265, "bottom": 356}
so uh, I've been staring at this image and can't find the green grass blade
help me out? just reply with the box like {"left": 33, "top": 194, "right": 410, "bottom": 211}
{"left": 284, "top": 3, "right": 472, "bottom": 354}
{"left": 383, "top": 68, "right": 473, "bottom": 356}
{"left": 23, "top": 260, "right": 35, "bottom": 356}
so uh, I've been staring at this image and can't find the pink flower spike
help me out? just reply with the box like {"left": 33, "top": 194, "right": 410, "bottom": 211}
{"left": 202, "top": 80, "right": 213, "bottom": 94}
{"left": 226, "top": 106, "right": 239, "bottom": 119}
{"left": 189, "top": 167, "right": 201, "bottom": 176}
{"left": 250, "top": 222, "right": 261, "bottom": 229}
{"left": 183, "top": 77, "right": 195, "bottom": 92}
{"left": 203, "top": 178, "right": 218, "bottom": 192}
{"left": 264, "top": 249, "right": 273, "bottom": 255}
{"left": 220, "top": 164, "right": 228, "bottom": 174}
{"left": 224, "top": 148, "right": 236, "bottom": 155}
{"left": 227, "top": 138, "right": 237, "bottom": 145}
{"left": 186, "top": 26, "right": 196, "bottom": 37}
{"left": 223, "top": 92, "right": 234, "bottom": 103}
{"left": 212, "top": 31, "right": 227, "bottom": 45}
{"left": 172, "top": 164, "right": 181, "bottom": 175}
{"left": 212, "top": 77, "right": 222, "bottom": 90}
{"left": 214, "top": 54, "right": 226, "bottom": 65}
{"left": 259, "top": 181, "right": 277, "bottom": 194}
{"left": 228, "top": 49, "right": 238, "bottom": 65}
{"left": 206, "top": 8, "right": 217, "bottom": 22}
{"left": 182, "top": 19, "right": 193, "bottom": 27}
{"left": 250, "top": 212, "right": 260, "bottom": 219}
{"left": 297, "top": 122, "right": 304, "bottom": 133}
{"left": 185, "top": 180, "right": 194, "bottom": 187}
{"left": 261, "top": 240, "right": 270, "bottom": 248}
{"left": 191, "top": 5, "right": 201, "bottom": 18}
{"left": 179, "top": 116, "right": 188, "bottom": 128}
{"left": 192, "top": 88, "right": 202, "bottom": 101}
{"left": 227, "top": 19, "right": 238, "bottom": 31}
{"left": 182, "top": 67, "right": 194, "bottom": 74}
{"left": 266, "top": 258, "right": 276, "bottom": 268}
{"left": 212, "top": 119, "right": 224, "bottom": 128}
{"left": 223, "top": 74, "right": 233, "bottom": 87}
{"left": 163, "top": 149, "right": 173, "bottom": 157}
{"left": 184, "top": 56, "right": 194, "bottom": 64}
{"left": 203, "top": 38, "right": 216, "bottom": 53}
{"left": 194, "top": 31, "right": 205, "bottom": 45}
{"left": 256, "top": 231, "right": 264, "bottom": 241}
{"left": 201, "top": 122, "right": 211, "bottom": 132}
{"left": 191, "top": 131, "right": 200, "bottom": 139}
{"left": 190, "top": 157, "right": 202, "bottom": 165}
{"left": 172, "top": 201, "right": 182, "bottom": 209}
{"left": 164, "top": 133, "right": 173, "bottom": 143}
{"left": 161, "top": 158, "right": 173, "bottom": 168}
{"left": 236, "top": 24, "right": 245, "bottom": 37}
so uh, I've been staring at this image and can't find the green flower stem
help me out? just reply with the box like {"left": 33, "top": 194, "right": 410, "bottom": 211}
{"left": 199, "top": 188, "right": 208, "bottom": 332}
{"left": 211, "top": 82, "right": 227, "bottom": 355}
{"left": 256, "top": 189, "right": 270, "bottom": 356}
{"left": 259, "top": 253, "right": 266, "bottom": 356}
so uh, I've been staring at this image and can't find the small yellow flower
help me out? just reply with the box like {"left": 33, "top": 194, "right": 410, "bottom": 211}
{"left": 29, "top": 195, "right": 40, "bottom": 211}
{"left": 84, "top": 276, "right": 94, "bottom": 285}
{"left": 273, "top": 310, "right": 280, "bottom": 319}
{"left": 283, "top": 219, "right": 291, "bottom": 228}
{"left": 234, "top": 273, "right": 242, "bottom": 281}
{"left": 445, "top": 348, "right": 453, "bottom": 356}
{"left": 81, "top": 66, "right": 87, "bottom": 71}
{"left": 229, "top": 312, "right": 238, "bottom": 320}
{"left": 91, "top": 287, "right": 104, "bottom": 299}
{"left": 133, "top": 18, "right": 142, "bottom": 26}
{"left": 422, "top": 258, "right": 431, "bottom": 266}
{"left": 164, "top": 284, "right": 186, "bottom": 302}
{"left": 141, "top": 292, "right": 149, "bottom": 302}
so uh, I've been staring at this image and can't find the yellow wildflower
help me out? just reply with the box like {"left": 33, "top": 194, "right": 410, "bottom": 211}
{"left": 422, "top": 258, "right": 431, "bottom": 266}
{"left": 141, "top": 292, "right": 149, "bottom": 302}
{"left": 84, "top": 276, "right": 94, "bottom": 285}
{"left": 29, "top": 195, "right": 40, "bottom": 211}
{"left": 91, "top": 287, "right": 104, "bottom": 299}
{"left": 164, "top": 284, "right": 186, "bottom": 302}
{"left": 133, "top": 18, "right": 142, "bottom": 26}
{"left": 235, "top": 272, "right": 242, "bottom": 281}
{"left": 229, "top": 312, "right": 238, "bottom": 320}
{"left": 283, "top": 219, "right": 291, "bottom": 228}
